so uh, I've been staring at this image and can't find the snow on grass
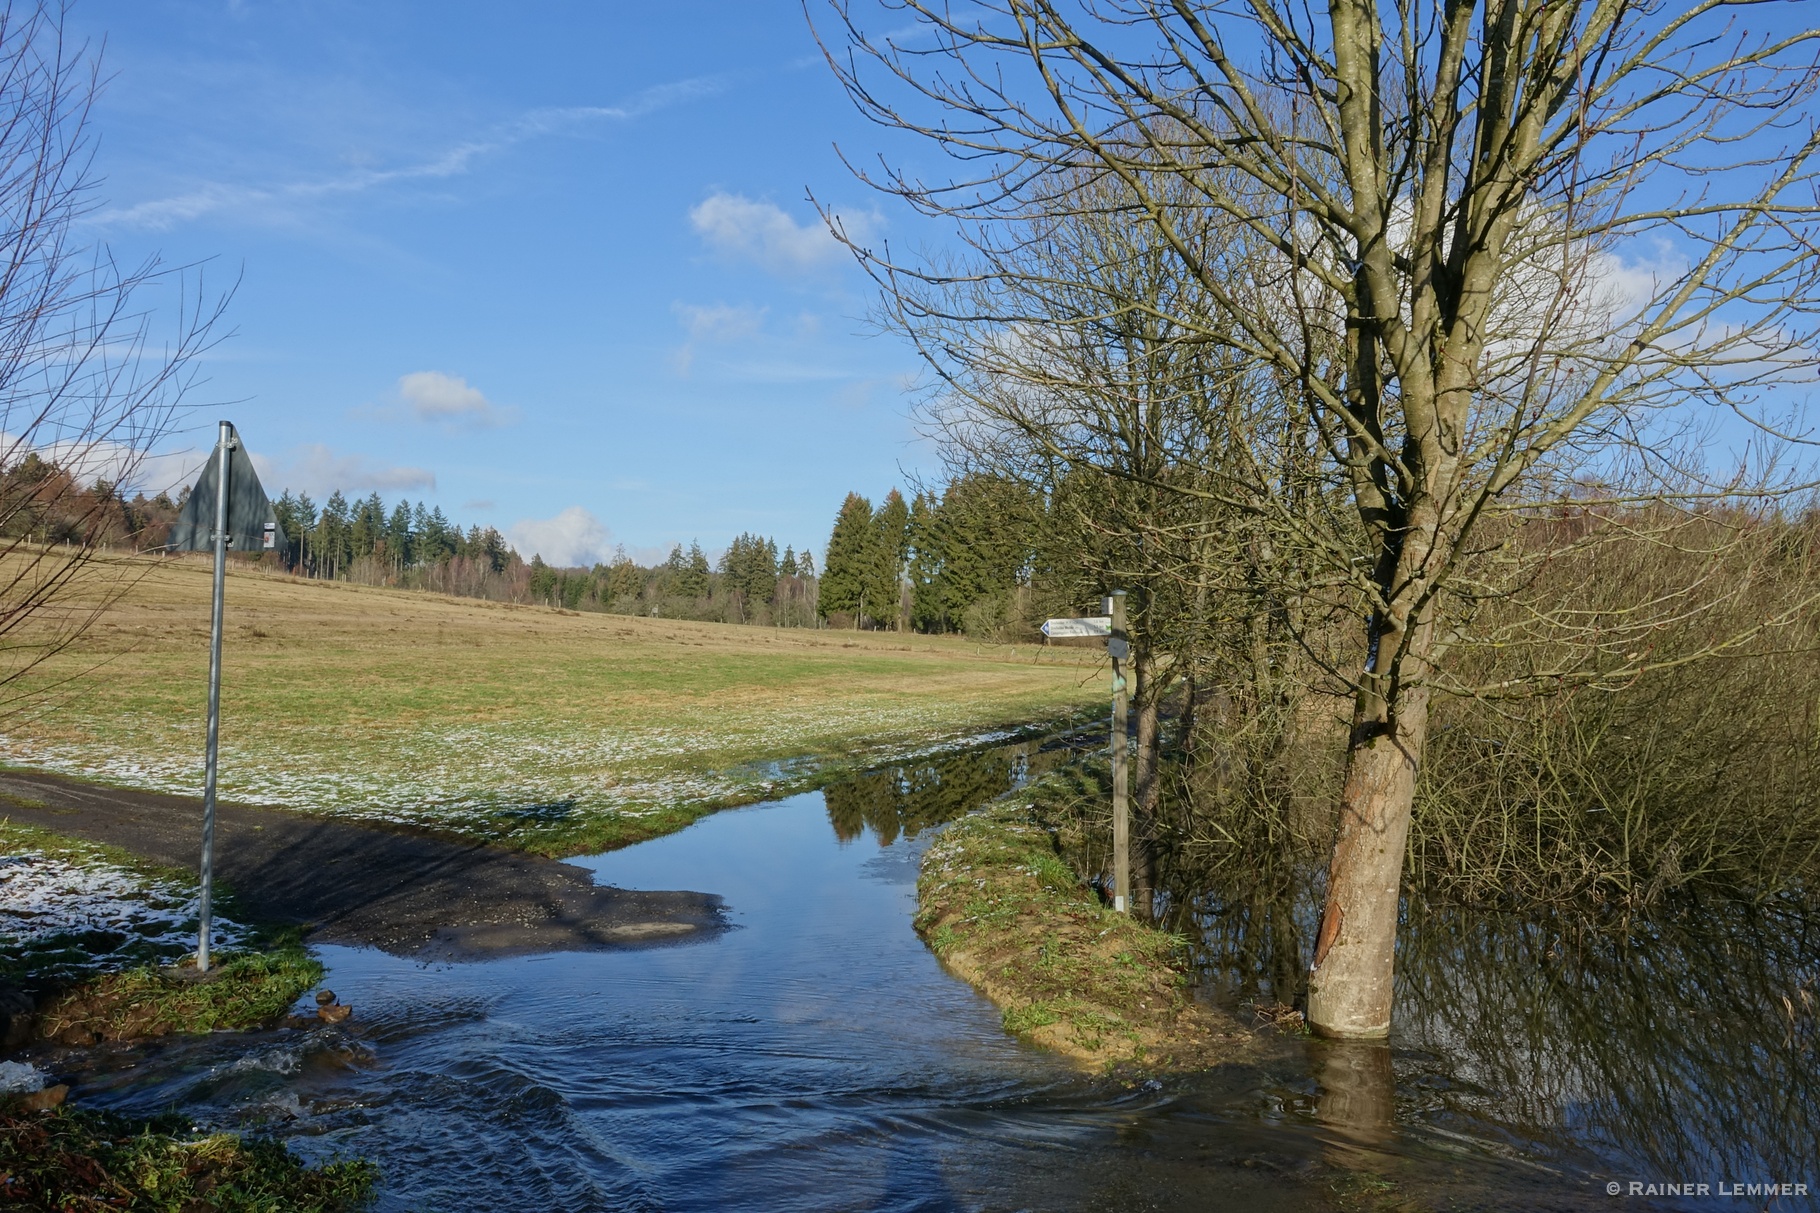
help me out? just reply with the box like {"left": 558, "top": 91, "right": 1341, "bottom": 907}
{"left": 0, "top": 708, "right": 1095, "bottom": 840}
{"left": 0, "top": 851, "right": 247, "bottom": 985}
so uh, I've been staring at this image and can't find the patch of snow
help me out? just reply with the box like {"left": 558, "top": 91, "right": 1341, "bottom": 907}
{"left": 0, "top": 852, "right": 248, "bottom": 976}
{"left": 0, "top": 1060, "right": 47, "bottom": 1093}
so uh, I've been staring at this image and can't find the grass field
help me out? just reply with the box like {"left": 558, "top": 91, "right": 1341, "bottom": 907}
{"left": 0, "top": 554, "right": 1101, "bottom": 852}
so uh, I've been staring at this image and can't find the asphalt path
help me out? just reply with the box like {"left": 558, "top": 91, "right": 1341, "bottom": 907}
{"left": 0, "top": 769, "right": 725, "bottom": 960}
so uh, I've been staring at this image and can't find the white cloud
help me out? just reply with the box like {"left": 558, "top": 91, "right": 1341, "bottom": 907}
{"left": 673, "top": 302, "right": 767, "bottom": 342}
{"left": 508, "top": 505, "right": 614, "bottom": 568}
{"left": 688, "top": 192, "right": 875, "bottom": 275}
{"left": 396, "top": 370, "right": 515, "bottom": 426}
{"left": 254, "top": 443, "right": 435, "bottom": 496}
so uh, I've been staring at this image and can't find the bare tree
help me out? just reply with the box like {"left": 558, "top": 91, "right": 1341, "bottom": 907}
{"left": 859, "top": 169, "right": 1340, "bottom": 914}
{"left": 0, "top": 1, "right": 229, "bottom": 699}
{"left": 820, "top": 0, "right": 1820, "bottom": 1036}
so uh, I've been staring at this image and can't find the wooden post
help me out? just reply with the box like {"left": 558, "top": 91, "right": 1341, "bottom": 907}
{"left": 1108, "top": 590, "right": 1129, "bottom": 913}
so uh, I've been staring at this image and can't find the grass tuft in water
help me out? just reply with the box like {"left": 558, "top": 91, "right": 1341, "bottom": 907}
{"left": 32, "top": 942, "right": 322, "bottom": 1046}
{"left": 0, "top": 1103, "right": 374, "bottom": 1211}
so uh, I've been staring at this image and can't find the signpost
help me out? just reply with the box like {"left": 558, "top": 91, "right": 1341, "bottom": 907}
{"left": 1039, "top": 615, "right": 1111, "bottom": 639}
{"left": 1044, "top": 591, "right": 1131, "bottom": 912}
{"left": 169, "top": 422, "right": 283, "bottom": 971}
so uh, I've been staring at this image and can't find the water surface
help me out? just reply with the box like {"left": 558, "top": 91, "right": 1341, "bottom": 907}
{"left": 53, "top": 740, "right": 1798, "bottom": 1210}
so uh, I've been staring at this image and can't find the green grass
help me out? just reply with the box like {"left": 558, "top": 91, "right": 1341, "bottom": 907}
{"left": 915, "top": 771, "right": 1260, "bottom": 1070}
{"left": 0, "top": 555, "right": 1100, "bottom": 851}
{"left": 32, "top": 943, "right": 323, "bottom": 1046}
{"left": 0, "top": 1103, "right": 374, "bottom": 1212}
{"left": 1, "top": 818, "right": 321, "bottom": 1043}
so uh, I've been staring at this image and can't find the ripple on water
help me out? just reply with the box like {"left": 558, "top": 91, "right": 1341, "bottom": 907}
{"left": 38, "top": 739, "right": 1766, "bottom": 1212}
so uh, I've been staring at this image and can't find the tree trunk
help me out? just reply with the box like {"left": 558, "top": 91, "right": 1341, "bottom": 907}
{"left": 1305, "top": 684, "right": 1430, "bottom": 1038}
{"left": 1132, "top": 649, "right": 1161, "bottom": 920}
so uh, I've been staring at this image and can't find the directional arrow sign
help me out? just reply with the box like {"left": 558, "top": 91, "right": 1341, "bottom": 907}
{"left": 1041, "top": 615, "right": 1112, "bottom": 639}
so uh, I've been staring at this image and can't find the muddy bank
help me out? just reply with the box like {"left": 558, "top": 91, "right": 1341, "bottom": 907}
{"left": 0, "top": 769, "right": 724, "bottom": 961}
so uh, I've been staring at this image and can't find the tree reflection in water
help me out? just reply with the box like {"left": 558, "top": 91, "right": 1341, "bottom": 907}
{"left": 823, "top": 738, "right": 1073, "bottom": 845}
{"left": 1176, "top": 858, "right": 1818, "bottom": 1182}
{"left": 1393, "top": 893, "right": 1818, "bottom": 1181}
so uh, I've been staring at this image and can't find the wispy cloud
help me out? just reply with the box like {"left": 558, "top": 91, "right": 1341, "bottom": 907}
{"left": 674, "top": 301, "right": 768, "bottom": 342}
{"left": 2, "top": 434, "right": 207, "bottom": 498}
{"left": 254, "top": 443, "right": 435, "bottom": 496}
{"left": 688, "top": 192, "right": 875, "bottom": 276}
{"left": 98, "top": 77, "right": 725, "bottom": 231}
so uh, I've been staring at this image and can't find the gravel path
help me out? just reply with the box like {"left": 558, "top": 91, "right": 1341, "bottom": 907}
{"left": 0, "top": 769, "right": 724, "bottom": 960}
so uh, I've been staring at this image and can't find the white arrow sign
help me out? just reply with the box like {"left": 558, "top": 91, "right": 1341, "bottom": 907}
{"left": 1041, "top": 615, "right": 1112, "bottom": 639}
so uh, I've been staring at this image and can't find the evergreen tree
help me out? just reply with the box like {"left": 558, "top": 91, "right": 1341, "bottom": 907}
{"left": 937, "top": 474, "right": 1040, "bottom": 624}
{"left": 425, "top": 506, "right": 452, "bottom": 562}
{"left": 481, "top": 527, "right": 510, "bottom": 573}
{"left": 605, "top": 549, "right": 642, "bottom": 605}
{"left": 528, "top": 554, "right": 557, "bottom": 604}
{"left": 780, "top": 546, "right": 798, "bottom": 578}
{"left": 870, "top": 489, "right": 911, "bottom": 630}
{"left": 387, "top": 500, "right": 412, "bottom": 570}
{"left": 318, "top": 491, "right": 351, "bottom": 579}
{"left": 720, "top": 532, "right": 780, "bottom": 608}
{"left": 677, "top": 540, "right": 710, "bottom": 599}
{"left": 907, "top": 490, "right": 945, "bottom": 631}
{"left": 820, "top": 492, "right": 874, "bottom": 623}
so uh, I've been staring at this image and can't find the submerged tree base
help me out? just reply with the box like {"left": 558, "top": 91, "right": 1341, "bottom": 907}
{"left": 916, "top": 791, "right": 1264, "bottom": 1071}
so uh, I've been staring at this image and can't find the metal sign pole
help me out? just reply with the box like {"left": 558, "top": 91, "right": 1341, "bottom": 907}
{"left": 198, "top": 421, "right": 232, "bottom": 972}
{"left": 1108, "top": 589, "right": 1129, "bottom": 913}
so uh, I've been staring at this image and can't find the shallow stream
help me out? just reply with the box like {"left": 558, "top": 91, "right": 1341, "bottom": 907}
{"left": 49, "top": 740, "right": 1819, "bottom": 1210}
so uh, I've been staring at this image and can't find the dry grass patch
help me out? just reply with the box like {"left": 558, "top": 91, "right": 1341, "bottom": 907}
{"left": 916, "top": 789, "right": 1258, "bottom": 1071}
{"left": 0, "top": 554, "right": 1100, "bottom": 850}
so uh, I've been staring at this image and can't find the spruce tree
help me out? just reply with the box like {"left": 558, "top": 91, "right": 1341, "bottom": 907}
{"left": 820, "top": 493, "right": 873, "bottom": 623}
{"left": 870, "top": 489, "right": 911, "bottom": 630}
{"left": 679, "top": 540, "right": 711, "bottom": 599}
{"left": 907, "top": 490, "right": 945, "bottom": 631}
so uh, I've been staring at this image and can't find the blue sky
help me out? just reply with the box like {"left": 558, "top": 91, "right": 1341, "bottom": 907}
{"left": 75, "top": 1, "right": 933, "bottom": 566}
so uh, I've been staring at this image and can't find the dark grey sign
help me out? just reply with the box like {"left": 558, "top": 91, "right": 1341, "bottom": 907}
{"left": 168, "top": 438, "right": 285, "bottom": 553}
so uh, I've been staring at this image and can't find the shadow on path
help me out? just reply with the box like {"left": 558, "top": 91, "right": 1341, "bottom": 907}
{"left": 0, "top": 770, "right": 724, "bottom": 961}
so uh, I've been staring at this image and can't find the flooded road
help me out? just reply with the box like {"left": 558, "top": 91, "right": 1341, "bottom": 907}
{"left": 44, "top": 741, "right": 1812, "bottom": 1210}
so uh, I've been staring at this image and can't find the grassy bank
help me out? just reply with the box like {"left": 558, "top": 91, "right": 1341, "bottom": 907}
{"left": 1, "top": 819, "right": 321, "bottom": 1047}
{"left": 1, "top": 819, "right": 364, "bottom": 1210}
{"left": 916, "top": 775, "right": 1261, "bottom": 1071}
{"left": 0, "top": 1103, "right": 373, "bottom": 1212}
{"left": 0, "top": 554, "right": 1100, "bottom": 851}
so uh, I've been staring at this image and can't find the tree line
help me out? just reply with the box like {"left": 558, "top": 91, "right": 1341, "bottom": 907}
{"left": 523, "top": 535, "right": 820, "bottom": 626}
{"left": 273, "top": 490, "right": 823, "bottom": 625}
{"left": 817, "top": 477, "right": 1046, "bottom": 635}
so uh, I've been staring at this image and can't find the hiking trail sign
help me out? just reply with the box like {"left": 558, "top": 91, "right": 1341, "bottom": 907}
{"left": 1040, "top": 615, "right": 1111, "bottom": 639}
{"left": 169, "top": 421, "right": 285, "bottom": 971}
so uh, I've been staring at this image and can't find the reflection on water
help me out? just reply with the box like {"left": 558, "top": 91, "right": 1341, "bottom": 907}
{"left": 31, "top": 736, "right": 1820, "bottom": 1210}
{"left": 1396, "top": 894, "right": 1820, "bottom": 1186}
{"left": 1178, "top": 856, "right": 1820, "bottom": 1202}
{"left": 824, "top": 741, "right": 1062, "bottom": 845}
